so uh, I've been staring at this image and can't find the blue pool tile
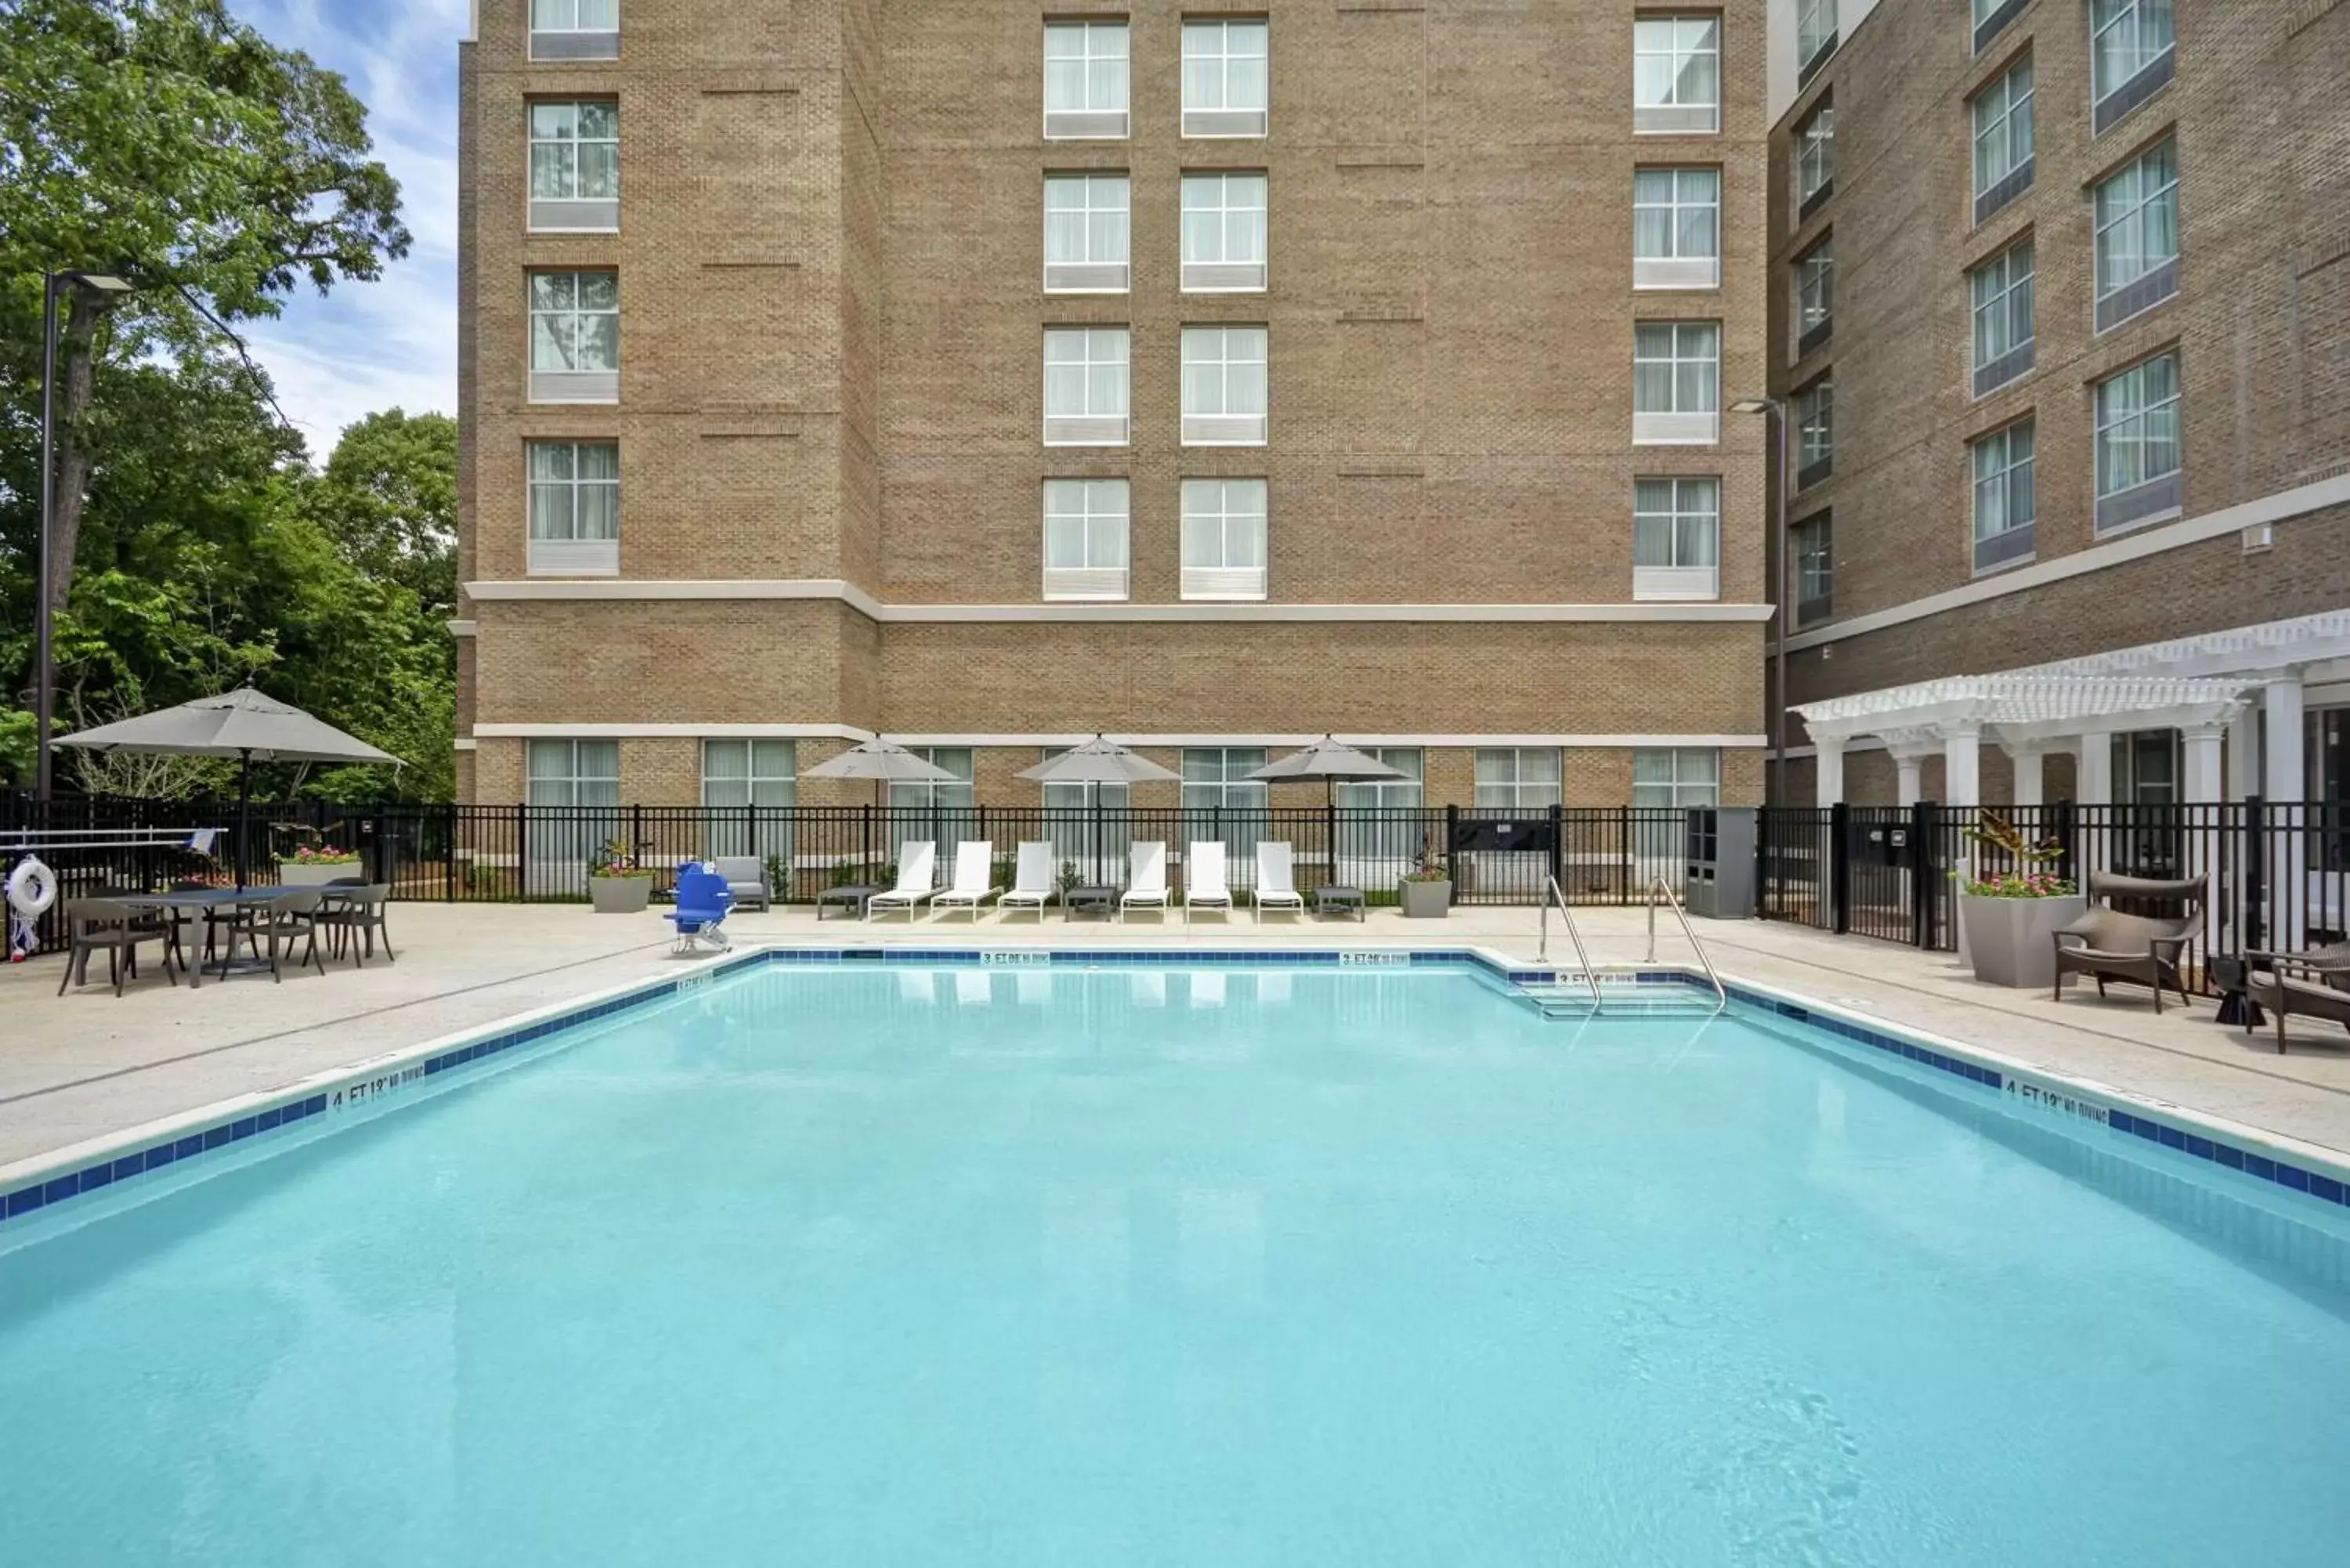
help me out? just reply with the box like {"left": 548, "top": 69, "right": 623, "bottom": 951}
{"left": 2157, "top": 1125, "right": 2186, "bottom": 1151}
{"left": 2214, "top": 1143, "right": 2245, "bottom": 1169}
{"left": 143, "top": 1143, "right": 176, "bottom": 1172}
{"left": 5, "top": 1187, "right": 44, "bottom": 1218}
{"left": 43, "top": 1173, "right": 78, "bottom": 1205}
{"left": 2245, "top": 1153, "right": 2276, "bottom": 1181}
{"left": 112, "top": 1154, "right": 144, "bottom": 1183}
{"left": 230, "top": 1118, "right": 257, "bottom": 1142}
{"left": 2310, "top": 1172, "right": 2345, "bottom": 1205}
{"left": 257, "top": 1107, "right": 283, "bottom": 1132}
{"left": 2276, "top": 1164, "right": 2312, "bottom": 1193}
{"left": 174, "top": 1135, "right": 204, "bottom": 1161}
{"left": 2183, "top": 1134, "right": 2214, "bottom": 1161}
{"left": 2130, "top": 1118, "right": 2162, "bottom": 1144}
{"left": 77, "top": 1162, "right": 114, "bottom": 1193}
{"left": 423, "top": 1057, "right": 446, "bottom": 1075}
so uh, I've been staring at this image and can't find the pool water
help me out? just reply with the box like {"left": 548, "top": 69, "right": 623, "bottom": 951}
{"left": 4, "top": 964, "right": 2348, "bottom": 1566}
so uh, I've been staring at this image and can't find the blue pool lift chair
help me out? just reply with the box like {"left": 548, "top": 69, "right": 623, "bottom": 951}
{"left": 667, "top": 862, "right": 736, "bottom": 953}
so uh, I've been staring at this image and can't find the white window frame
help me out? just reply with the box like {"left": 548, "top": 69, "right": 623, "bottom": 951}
{"left": 1633, "top": 167, "right": 1721, "bottom": 291}
{"left": 1632, "top": 320, "right": 1720, "bottom": 444}
{"left": 1180, "top": 325, "right": 1269, "bottom": 446}
{"left": 529, "top": 0, "right": 618, "bottom": 61}
{"left": 1180, "top": 478, "right": 1268, "bottom": 601}
{"left": 1043, "top": 20, "right": 1130, "bottom": 140}
{"left": 1042, "top": 479, "right": 1130, "bottom": 601}
{"left": 2092, "top": 0, "right": 2175, "bottom": 112}
{"left": 1043, "top": 173, "right": 1130, "bottom": 293}
{"left": 1473, "top": 749, "right": 1563, "bottom": 811}
{"left": 1181, "top": 748, "right": 1271, "bottom": 813}
{"left": 1796, "top": 103, "right": 1835, "bottom": 212}
{"left": 701, "top": 740, "right": 798, "bottom": 811}
{"left": 1181, "top": 18, "right": 1269, "bottom": 138}
{"left": 1969, "top": 238, "right": 2035, "bottom": 395}
{"left": 1794, "top": 512, "right": 1832, "bottom": 623}
{"left": 1795, "top": 239, "right": 1834, "bottom": 349}
{"left": 526, "top": 439, "right": 620, "bottom": 576}
{"left": 2093, "top": 138, "right": 2178, "bottom": 330}
{"left": 1632, "top": 477, "right": 1721, "bottom": 602}
{"left": 1634, "top": 15, "right": 1721, "bottom": 135}
{"left": 1795, "top": 378, "right": 1834, "bottom": 485}
{"left": 1972, "top": 58, "right": 2034, "bottom": 215}
{"left": 528, "top": 100, "right": 618, "bottom": 232}
{"left": 1972, "top": 417, "right": 2037, "bottom": 573}
{"left": 2094, "top": 351, "right": 2182, "bottom": 533}
{"left": 526, "top": 738, "right": 620, "bottom": 808}
{"left": 1632, "top": 747, "right": 1720, "bottom": 857}
{"left": 1042, "top": 326, "right": 1130, "bottom": 446}
{"left": 1180, "top": 171, "right": 1267, "bottom": 292}
{"left": 528, "top": 270, "right": 619, "bottom": 403}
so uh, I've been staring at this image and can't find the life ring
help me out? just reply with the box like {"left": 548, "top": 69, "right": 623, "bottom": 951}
{"left": 5, "top": 857, "right": 58, "bottom": 917}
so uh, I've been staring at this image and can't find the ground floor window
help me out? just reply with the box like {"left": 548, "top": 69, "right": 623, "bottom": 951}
{"left": 1336, "top": 747, "right": 1426, "bottom": 873}
{"left": 1632, "top": 748, "right": 1719, "bottom": 863}
{"left": 1182, "top": 747, "right": 1269, "bottom": 874}
{"left": 1473, "top": 748, "right": 1562, "bottom": 811}
{"left": 701, "top": 739, "right": 797, "bottom": 867}
{"left": 888, "top": 748, "right": 977, "bottom": 877}
{"left": 525, "top": 739, "right": 621, "bottom": 883}
{"left": 526, "top": 739, "right": 620, "bottom": 807}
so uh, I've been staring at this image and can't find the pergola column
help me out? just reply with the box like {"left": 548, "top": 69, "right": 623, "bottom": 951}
{"left": 1813, "top": 737, "right": 1846, "bottom": 807}
{"left": 2182, "top": 723, "right": 2229, "bottom": 967}
{"left": 2265, "top": 673, "right": 2308, "bottom": 949}
{"left": 2076, "top": 733, "right": 2114, "bottom": 807}
{"left": 2005, "top": 743, "right": 2045, "bottom": 808}
{"left": 1883, "top": 733, "right": 1940, "bottom": 808}
{"left": 1943, "top": 724, "right": 1983, "bottom": 807}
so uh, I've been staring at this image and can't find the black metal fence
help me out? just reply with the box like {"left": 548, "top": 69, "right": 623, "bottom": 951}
{"left": 1755, "top": 800, "right": 2350, "bottom": 967}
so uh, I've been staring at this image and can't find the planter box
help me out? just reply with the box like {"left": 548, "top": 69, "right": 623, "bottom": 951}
{"left": 276, "top": 861, "right": 363, "bottom": 887}
{"left": 1398, "top": 879, "right": 1453, "bottom": 919}
{"left": 589, "top": 876, "right": 655, "bottom": 914}
{"left": 1960, "top": 893, "right": 2088, "bottom": 988}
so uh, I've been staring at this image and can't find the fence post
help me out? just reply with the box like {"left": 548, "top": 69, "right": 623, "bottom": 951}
{"left": 446, "top": 807, "right": 457, "bottom": 901}
{"left": 1548, "top": 803, "right": 1564, "bottom": 895}
{"left": 1910, "top": 800, "right": 1938, "bottom": 948}
{"left": 2242, "top": 793, "right": 2266, "bottom": 956}
{"left": 1444, "top": 803, "right": 1459, "bottom": 896}
{"left": 515, "top": 803, "right": 529, "bottom": 901}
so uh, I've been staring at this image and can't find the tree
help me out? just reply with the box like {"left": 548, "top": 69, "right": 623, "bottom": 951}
{"left": 0, "top": 0, "right": 410, "bottom": 616}
{"left": 312, "top": 410, "right": 457, "bottom": 618}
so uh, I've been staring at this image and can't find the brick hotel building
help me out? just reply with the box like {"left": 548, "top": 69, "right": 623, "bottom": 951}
{"left": 454, "top": 2, "right": 1777, "bottom": 820}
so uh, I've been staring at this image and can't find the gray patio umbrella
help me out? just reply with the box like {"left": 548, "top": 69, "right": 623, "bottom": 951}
{"left": 804, "top": 737, "right": 960, "bottom": 872}
{"left": 1016, "top": 735, "right": 1180, "bottom": 798}
{"left": 1248, "top": 735, "right": 1408, "bottom": 808}
{"left": 55, "top": 687, "right": 402, "bottom": 889}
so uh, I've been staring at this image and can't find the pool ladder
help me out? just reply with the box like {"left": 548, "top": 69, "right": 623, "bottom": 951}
{"left": 1531, "top": 876, "right": 1728, "bottom": 1017}
{"left": 1646, "top": 876, "right": 1728, "bottom": 1010}
{"left": 1538, "top": 876, "right": 1604, "bottom": 1012}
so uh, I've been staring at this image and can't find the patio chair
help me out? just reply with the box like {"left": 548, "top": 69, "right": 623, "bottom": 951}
{"left": 666, "top": 863, "right": 736, "bottom": 952}
{"left": 315, "top": 883, "right": 395, "bottom": 966}
{"left": 1253, "top": 841, "right": 1306, "bottom": 919}
{"left": 1119, "top": 841, "right": 1170, "bottom": 921}
{"left": 1184, "top": 841, "right": 1234, "bottom": 924}
{"left": 2052, "top": 872, "right": 2206, "bottom": 1013}
{"left": 55, "top": 897, "right": 179, "bottom": 997}
{"left": 866, "top": 840, "right": 938, "bottom": 921}
{"left": 244, "top": 888, "right": 331, "bottom": 984}
{"left": 2243, "top": 941, "right": 2350, "bottom": 1054}
{"left": 1000, "top": 840, "right": 1056, "bottom": 921}
{"left": 709, "top": 855, "right": 772, "bottom": 912}
{"left": 933, "top": 841, "right": 1002, "bottom": 921}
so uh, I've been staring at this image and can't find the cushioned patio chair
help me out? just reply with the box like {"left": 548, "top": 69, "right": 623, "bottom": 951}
{"left": 2243, "top": 941, "right": 2350, "bottom": 1054}
{"left": 709, "top": 855, "right": 772, "bottom": 912}
{"left": 2052, "top": 872, "right": 2205, "bottom": 1013}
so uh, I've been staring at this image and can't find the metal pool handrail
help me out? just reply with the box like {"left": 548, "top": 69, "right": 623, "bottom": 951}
{"left": 1539, "top": 876, "right": 1603, "bottom": 1012}
{"left": 1647, "top": 876, "right": 1727, "bottom": 1010}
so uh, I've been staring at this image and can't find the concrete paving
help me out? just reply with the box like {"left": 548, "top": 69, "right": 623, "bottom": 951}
{"left": 4, "top": 901, "right": 2346, "bottom": 1171}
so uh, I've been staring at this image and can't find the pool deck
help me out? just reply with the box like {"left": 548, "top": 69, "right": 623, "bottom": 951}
{"left": 4, "top": 902, "right": 2347, "bottom": 1170}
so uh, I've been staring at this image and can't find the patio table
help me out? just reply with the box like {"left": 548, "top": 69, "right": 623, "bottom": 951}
{"left": 1065, "top": 886, "right": 1118, "bottom": 920}
{"left": 1314, "top": 885, "right": 1367, "bottom": 922}
{"left": 117, "top": 888, "right": 336, "bottom": 988}
{"left": 818, "top": 885, "right": 880, "bottom": 921}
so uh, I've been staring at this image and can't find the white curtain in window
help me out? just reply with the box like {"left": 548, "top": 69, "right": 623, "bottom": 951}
{"left": 1632, "top": 168, "right": 1719, "bottom": 259}
{"left": 2092, "top": 0, "right": 2173, "bottom": 97}
{"left": 1180, "top": 327, "right": 1267, "bottom": 418}
{"left": 1634, "top": 18, "right": 1719, "bottom": 109}
{"left": 1180, "top": 479, "right": 1267, "bottom": 571}
{"left": 1044, "top": 327, "right": 1130, "bottom": 419}
{"left": 1043, "top": 479, "right": 1130, "bottom": 570}
{"left": 1633, "top": 479, "right": 1719, "bottom": 568}
{"left": 1181, "top": 173, "right": 1267, "bottom": 265}
{"left": 1045, "top": 175, "right": 1128, "bottom": 268}
{"left": 1046, "top": 23, "right": 1127, "bottom": 114}
{"left": 1973, "top": 422, "right": 2036, "bottom": 544}
{"left": 1182, "top": 20, "right": 1268, "bottom": 113}
{"left": 2095, "top": 140, "right": 2177, "bottom": 296}
{"left": 2097, "top": 355, "right": 2180, "bottom": 495}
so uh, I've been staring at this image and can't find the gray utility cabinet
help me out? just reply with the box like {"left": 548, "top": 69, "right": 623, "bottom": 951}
{"left": 1683, "top": 807, "right": 1756, "bottom": 919}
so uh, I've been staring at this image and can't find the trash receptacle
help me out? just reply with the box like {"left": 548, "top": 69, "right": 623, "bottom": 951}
{"left": 1684, "top": 807, "right": 1756, "bottom": 918}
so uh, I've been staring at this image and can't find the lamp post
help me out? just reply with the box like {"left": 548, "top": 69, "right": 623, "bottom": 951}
{"left": 1730, "top": 395, "right": 1790, "bottom": 807}
{"left": 33, "top": 270, "right": 132, "bottom": 801}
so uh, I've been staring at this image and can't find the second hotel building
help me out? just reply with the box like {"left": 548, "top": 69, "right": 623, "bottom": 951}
{"left": 455, "top": 2, "right": 1773, "bottom": 814}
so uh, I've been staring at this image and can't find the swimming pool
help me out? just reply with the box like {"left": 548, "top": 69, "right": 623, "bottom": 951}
{"left": 4, "top": 957, "right": 2348, "bottom": 1566}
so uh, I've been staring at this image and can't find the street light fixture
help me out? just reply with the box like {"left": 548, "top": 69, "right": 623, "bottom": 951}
{"left": 34, "top": 270, "right": 134, "bottom": 802}
{"left": 1732, "top": 394, "right": 1790, "bottom": 806}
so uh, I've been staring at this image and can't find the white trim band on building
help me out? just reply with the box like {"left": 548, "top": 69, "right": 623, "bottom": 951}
{"left": 466, "top": 724, "right": 1771, "bottom": 749}
{"left": 1785, "top": 474, "right": 2350, "bottom": 652}
{"left": 458, "top": 577, "right": 1776, "bottom": 624}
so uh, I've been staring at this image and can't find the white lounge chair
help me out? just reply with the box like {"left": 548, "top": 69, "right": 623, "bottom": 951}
{"left": 1253, "top": 841, "right": 1306, "bottom": 919}
{"left": 1184, "top": 841, "right": 1233, "bottom": 923}
{"left": 1000, "top": 840, "right": 1055, "bottom": 920}
{"left": 866, "top": 840, "right": 938, "bottom": 920}
{"left": 1119, "top": 841, "right": 1170, "bottom": 921}
{"left": 933, "top": 840, "right": 1001, "bottom": 921}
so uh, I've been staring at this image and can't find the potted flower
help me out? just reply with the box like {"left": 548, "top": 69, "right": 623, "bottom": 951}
{"left": 277, "top": 844, "right": 364, "bottom": 887}
{"left": 1399, "top": 850, "right": 1453, "bottom": 919}
{"left": 1957, "top": 815, "right": 2085, "bottom": 988}
{"left": 588, "top": 838, "right": 655, "bottom": 914}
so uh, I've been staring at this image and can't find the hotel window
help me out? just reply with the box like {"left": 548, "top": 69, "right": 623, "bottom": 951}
{"left": 1632, "top": 321, "right": 1719, "bottom": 444}
{"left": 1043, "top": 327, "right": 1130, "bottom": 446}
{"left": 1474, "top": 749, "right": 1563, "bottom": 811}
{"left": 702, "top": 739, "right": 797, "bottom": 862}
{"left": 1633, "top": 15, "right": 1720, "bottom": 135}
{"left": 1042, "top": 479, "right": 1130, "bottom": 601}
{"left": 526, "top": 439, "right": 619, "bottom": 576}
{"left": 529, "top": 271, "right": 618, "bottom": 403}
{"left": 1043, "top": 173, "right": 1130, "bottom": 292}
{"left": 1182, "top": 748, "right": 1270, "bottom": 812}
{"left": 2095, "top": 351, "right": 2182, "bottom": 534}
{"left": 1795, "top": 102, "right": 1834, "bottom": 215}
{"left": 1632, "top": 478, "right": 1721, "bottom": 602}
{"left": 2092, "top": 0, "right": 2174, "bottom": 134}
{"left": 1973, "top": 0, "right": 2028, "bottom": 52}
{"left": 1793, "top": 511, "right": 1832, "bottom": 625}
{"left": 1044, "top": 20, "right": 1129, "bottom": 139}
{"left": 1180, "top": 326, "right": 1268, "bottom": 445}
{"left": 1632, "top": 168, "right": 1721, "bottom": 290}
{"left": 1180, "top": 478, "right": 1268, "bottom": 601}
{"left": 1795, "top": 377, "right": 1833, "bottom": 489}
{"left": 890, "top": 748, "right": 978, "bottom": 865}
{"left": 1181, "top": 18, "right": 1269, "bottom": 138}
{"left": 1181, "top": 172, "right": 1267, "bottom": 291}
{"left": 526, "top": 739, "right": 619, "bottom": 809}
{"left": 1969, "top": 238, "right": 2035, "bottom": 396}
{"left": 1634, "top": 747, "right": 1720, "bottom": 811}
{"left": 2094, "top": 138, "right": 2178, "bottom": 331}
{"left": 1971, "top": 57, "right": 2034, "bottom": 224}
{"left": 1972, "top": 417, "right": 2037, "bottom": 573}
{"left": 1336, "top": 748, "right": 1425, "bottom": 873}
{"left": 528, "top": 102, "right": 617, "bottom": 231}
{"left": 529, "top": 0, "right": 617, "bottom": 61}
{"left": 1795, "top": 0, "right": 1837, "bottom": 85}
{"left": 1795, "top": 239, "right": 1834, "bottom": 356}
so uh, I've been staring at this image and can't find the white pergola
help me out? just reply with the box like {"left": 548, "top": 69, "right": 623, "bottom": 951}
{"left": 1791, "top": 609, "right": 2350, "bottom": 808}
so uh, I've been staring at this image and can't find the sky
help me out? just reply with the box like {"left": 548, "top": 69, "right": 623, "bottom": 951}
{"left": 228, "top": 0, "right": 466, "bottom": 459}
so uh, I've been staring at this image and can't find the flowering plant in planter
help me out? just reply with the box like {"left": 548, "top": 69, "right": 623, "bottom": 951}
{"left": 588, "top": 838, "right": 655, "bottom": 879}
{"left": 1959, "top": 814, "right": 2075, "bottom": 898}
{"left": 1401, "top": 851, "right": 1452, "bottom": 883}
{"left": 277, "top": 845, "right": 361, "bottom": 866}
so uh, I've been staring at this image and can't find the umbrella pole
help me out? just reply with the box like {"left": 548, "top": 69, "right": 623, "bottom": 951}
{"left": 236, "top": 749, "right": 252, "bottom": 893}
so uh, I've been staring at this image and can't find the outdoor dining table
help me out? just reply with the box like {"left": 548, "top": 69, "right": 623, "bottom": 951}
{"left": 116, "top": 887, "right": 318, "bottom": 988}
